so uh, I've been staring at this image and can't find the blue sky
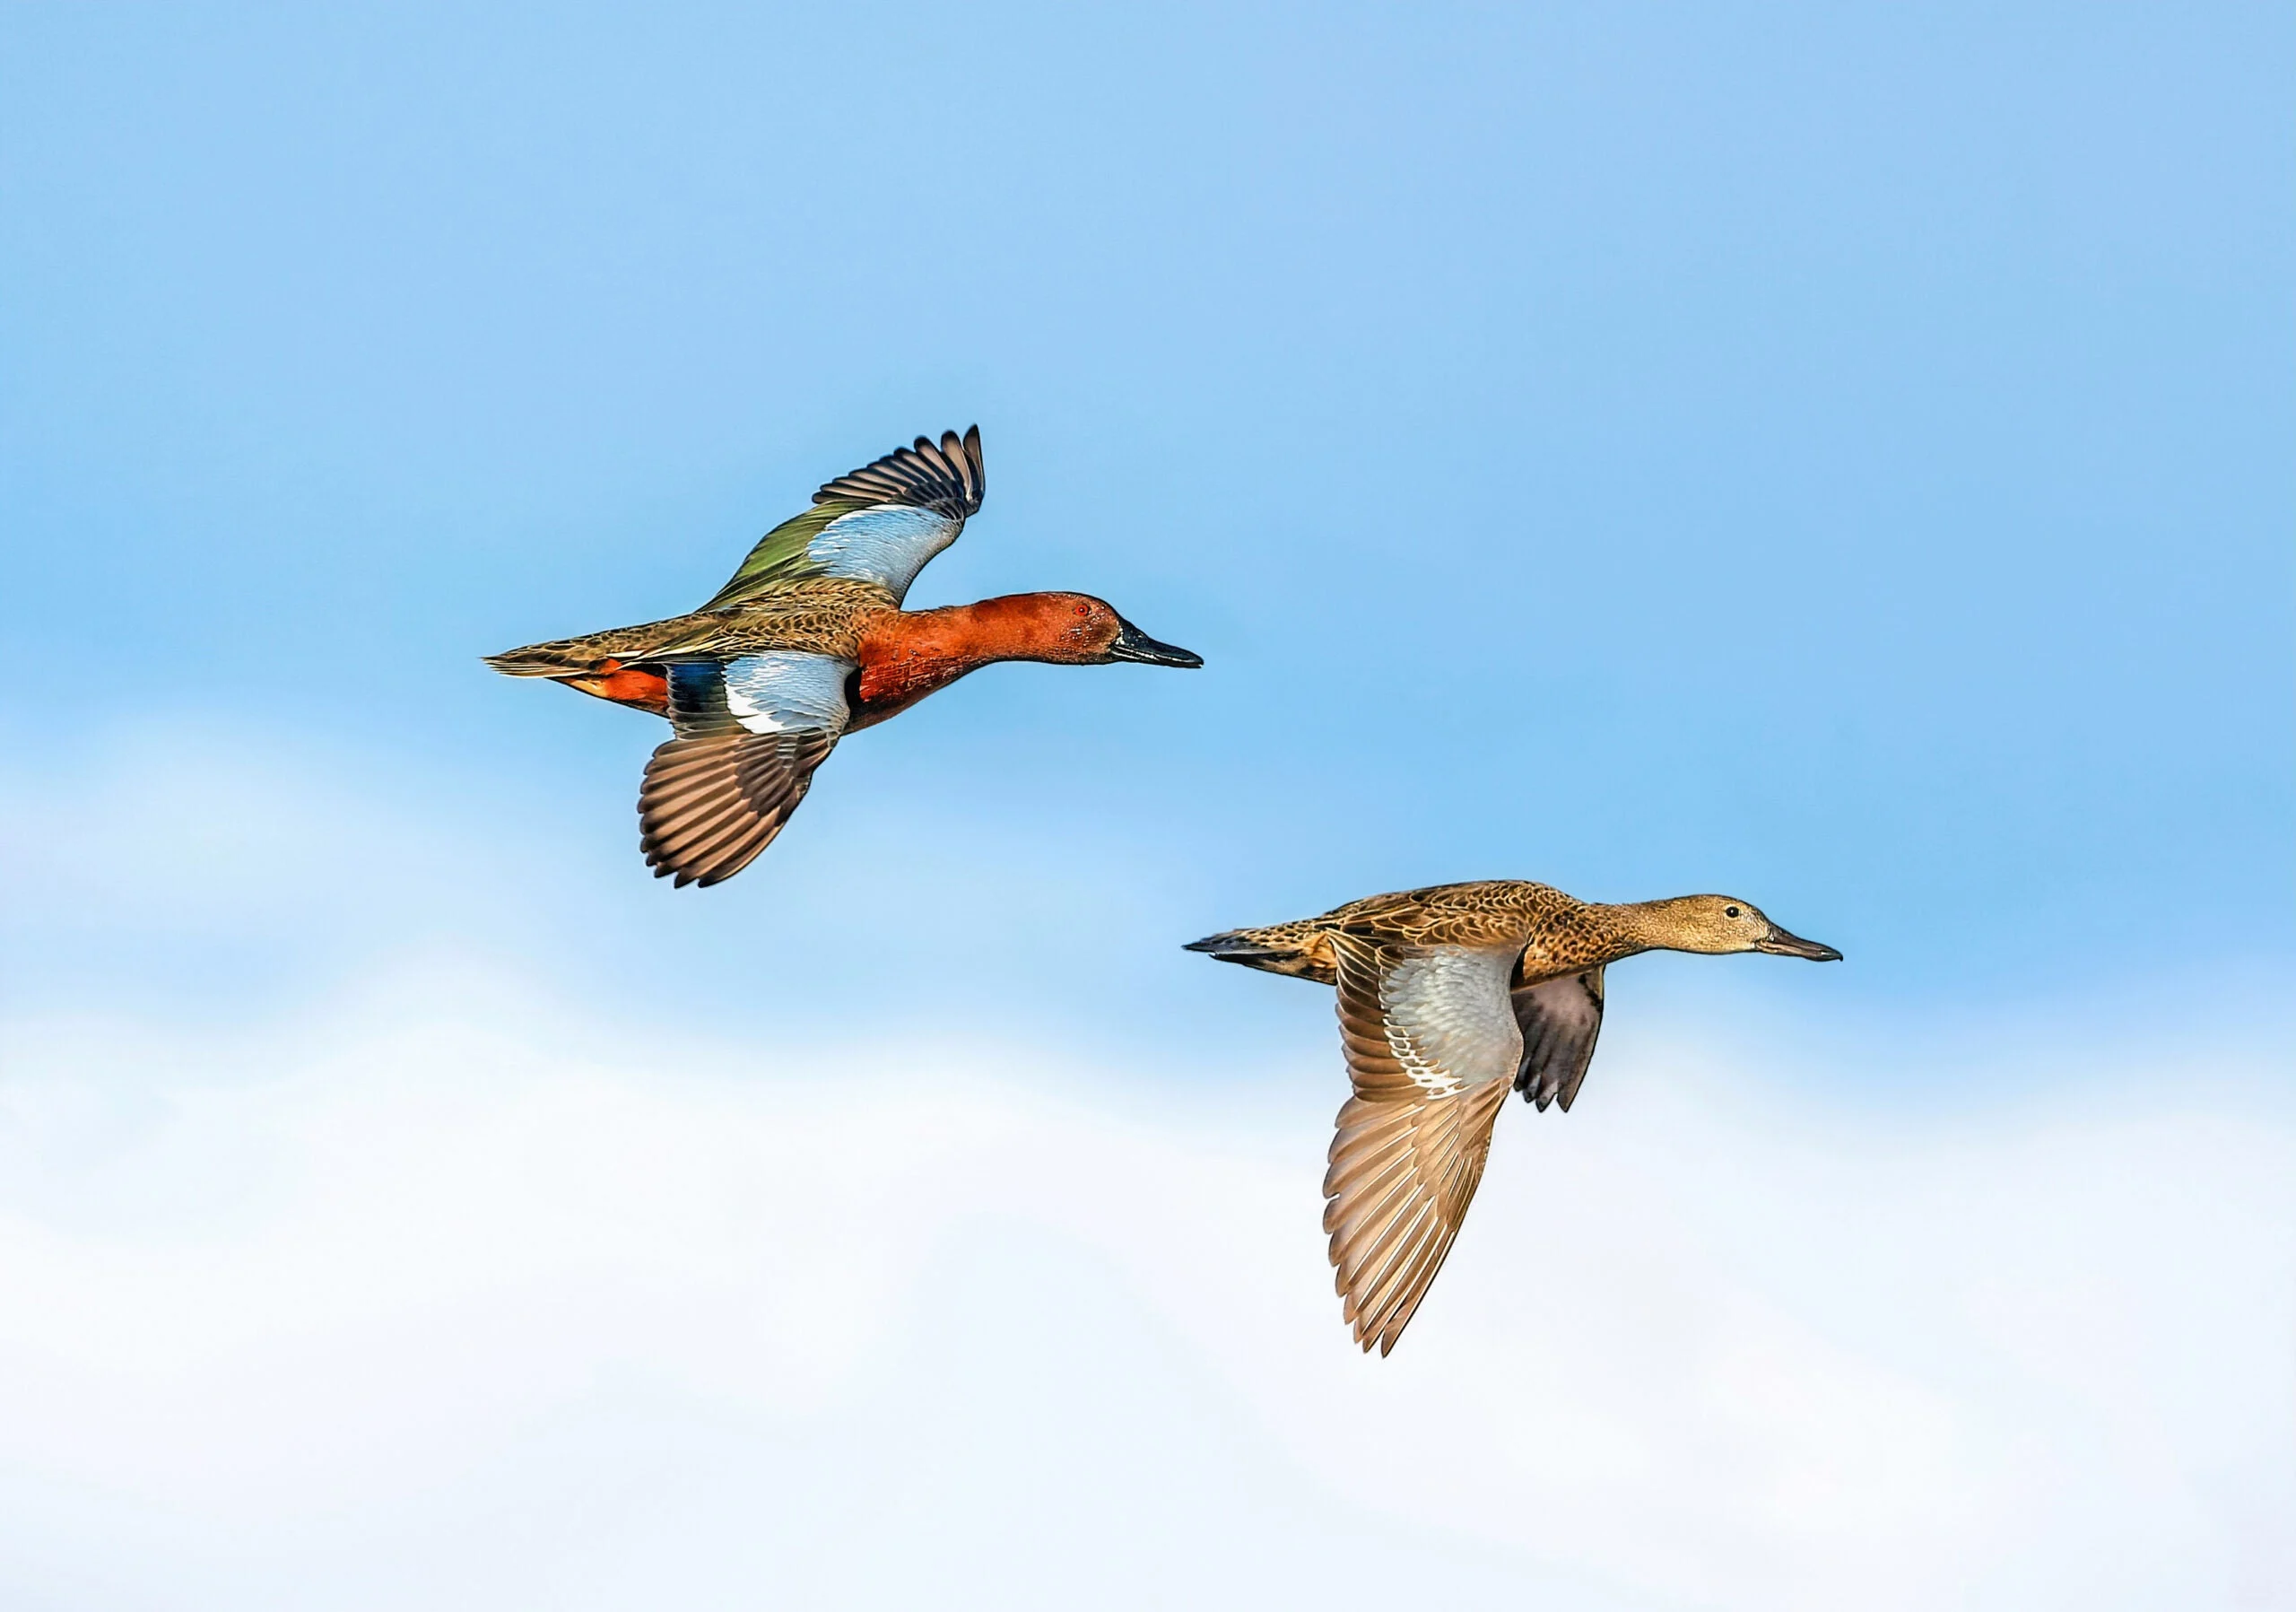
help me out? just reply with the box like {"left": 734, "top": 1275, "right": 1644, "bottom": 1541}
{"left": 2, "top": 5, "right": 2292, "bottom": 1606}
{"left": 6, "top": 0, "right": 2289, "bottom": 1048}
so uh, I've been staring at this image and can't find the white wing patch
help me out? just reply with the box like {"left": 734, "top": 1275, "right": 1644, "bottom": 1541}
{"left": 722, "top": 653, "right": 854, "bottom": 736}
{"left": 1378, "top": 947, "right": 1525, "bottom": 1096}
{"left": 806, "top": 504, "right": 962, "bottom": 602}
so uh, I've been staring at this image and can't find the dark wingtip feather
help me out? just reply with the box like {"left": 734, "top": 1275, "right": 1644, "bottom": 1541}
{"left": 812, "top": 426, "right": 986, "bottom": 518}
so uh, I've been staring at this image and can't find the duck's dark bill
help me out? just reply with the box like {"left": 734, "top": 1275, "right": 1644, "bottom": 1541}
{"left": 1108, "top": 618, "right": 1204, "bottom": 667}
{"left": 1758, "top": 926, "right": 1843, "bottom": 962}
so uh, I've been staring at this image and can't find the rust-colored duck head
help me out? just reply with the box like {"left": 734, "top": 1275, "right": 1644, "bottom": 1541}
{"left": 944, "top": 591, "right": 1204, "bottom": 667}
{"left": 845, "top": 590, "right": 1200, "bottom": 731}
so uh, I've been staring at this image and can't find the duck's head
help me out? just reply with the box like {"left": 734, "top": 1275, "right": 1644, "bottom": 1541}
{"left": 1633, "top": 895, "right": 1842, "bottom": 961}
{"left": 995, "top": 593, "right": 1204, "bottom": 668}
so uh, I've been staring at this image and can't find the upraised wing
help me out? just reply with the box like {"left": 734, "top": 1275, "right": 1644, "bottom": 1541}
{"left": 636, "top": 652, "right": 853, "bottom": 887}
{"left": 701, "top": 427, "right": 986, "bottom": 612}
{"left": 1323, "top": 934, "right": 1523, "bottom": 1355}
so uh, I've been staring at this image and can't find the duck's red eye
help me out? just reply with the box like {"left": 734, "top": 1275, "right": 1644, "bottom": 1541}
{"left": 1074, "top": 603, "right": 1090, "bottom": 617}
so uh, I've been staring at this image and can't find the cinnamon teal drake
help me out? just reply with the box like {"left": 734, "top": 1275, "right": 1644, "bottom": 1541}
{"left": 1187, "top": 880, "right": 1839, "bottom": 1355}
{"left": 487, "top": 428, "right": 1201, "bottom": 886}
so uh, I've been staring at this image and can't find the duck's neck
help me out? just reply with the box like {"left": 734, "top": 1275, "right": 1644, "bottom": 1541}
{"left": 849, "top": 594, "right": 1083, "bottom": 729}
{"left": 1597, "top": 897, "right": 1712, "bottom": 957}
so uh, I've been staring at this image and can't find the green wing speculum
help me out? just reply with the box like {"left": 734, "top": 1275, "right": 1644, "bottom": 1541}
{"left": 699, "top": 499, "right": 873, "bottom": 612}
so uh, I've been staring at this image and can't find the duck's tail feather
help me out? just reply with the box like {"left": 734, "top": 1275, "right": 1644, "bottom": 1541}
{"left": 484, "top": 636, "right": 605, "bottom": 677}
{"left": 1183, "top": 925, "right": 1335, "bottom": 984}
{"left": 485, "top": 635, "right": 675, "bottom": 716}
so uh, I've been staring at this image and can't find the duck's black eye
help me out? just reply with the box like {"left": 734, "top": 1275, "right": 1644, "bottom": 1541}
{"left": 1725, "top": 905, "right": 1741, "bottom": 919}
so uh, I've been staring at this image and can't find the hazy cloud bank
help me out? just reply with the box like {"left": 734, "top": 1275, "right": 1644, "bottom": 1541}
{"left": 2, "top": 967, "right": 2288, "bottom": 1611}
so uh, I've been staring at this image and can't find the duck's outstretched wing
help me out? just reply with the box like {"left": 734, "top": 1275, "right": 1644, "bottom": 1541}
{"left": 636, "top": 653, "right": 853, "bottom": 887}
{"left": 1323, "top": 933, "right": 1523, "bottom": 1355}
{"left": 1510, "top": 966, "right": 1605, "bottom": 1111}
{"left": 701, "top": 427, "right": 986, "bottom": 612}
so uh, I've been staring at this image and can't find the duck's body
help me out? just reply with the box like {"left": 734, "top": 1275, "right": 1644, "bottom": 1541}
{"left": 1187, "top": 878, "right": 1631, "bottom": 989}
{"left": 488, "top": 429, "right": 1200, "bottom": 886}
{"left": 1187, "top": 879, "right": 1839, "bottom": 1355}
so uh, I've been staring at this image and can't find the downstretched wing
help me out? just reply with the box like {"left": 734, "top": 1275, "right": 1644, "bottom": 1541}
{"left": 701, "top": 427, "right": 987, "bottom": 611}
{"left": 1323, "top": 934, "right": 1523, "bottom": 1355}
{"left": 1510, "top": 966, "right": 1606, "bottom": 1111}
{"left": 636, "top": 653, "right": 853, "bottom": 887}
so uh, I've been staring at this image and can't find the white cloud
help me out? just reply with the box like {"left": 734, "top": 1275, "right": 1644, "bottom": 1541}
{"left": 1, "top": 963, "right": 2289, "bottom": 1611}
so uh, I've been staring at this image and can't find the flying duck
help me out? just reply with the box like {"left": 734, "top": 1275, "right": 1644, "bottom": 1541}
{"left": 1187, "top": 880, "right": 1839, "bottom": 1355}
{"left": 487, "top": 428, "right": 1201, "bottom": 886}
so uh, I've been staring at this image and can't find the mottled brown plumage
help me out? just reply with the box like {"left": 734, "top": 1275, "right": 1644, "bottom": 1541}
{"left": 1187, "top": 879, "right": 1839, "bottom": 1355}
{"left": 487, "top": 577, "right": 895, "bottom": 675}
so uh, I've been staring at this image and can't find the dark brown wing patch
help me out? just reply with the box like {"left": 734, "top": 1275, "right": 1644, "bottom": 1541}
{"left": 813, "top": 426, "right": 985, "bottom": 520}
{"left": 637, "top": 729, "right": 837, "bottom": 888}
{"left": 1510, "top": 967, "right": 1606, "bottom": 1111}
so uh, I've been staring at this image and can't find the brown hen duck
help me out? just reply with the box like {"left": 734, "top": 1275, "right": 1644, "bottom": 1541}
{"left": 1188, "top": 879, "right": 1839, "bottom": 1354}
